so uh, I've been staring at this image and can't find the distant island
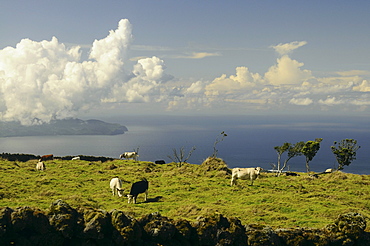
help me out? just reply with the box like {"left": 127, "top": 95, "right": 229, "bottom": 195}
{"left": 0, "top": 118, "right": 128, "bottom": 137}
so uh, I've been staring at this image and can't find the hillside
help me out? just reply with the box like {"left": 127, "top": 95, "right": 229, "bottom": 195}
{"left": 0, "top": 118, "right": 128, "bottom": 137}
{"left": 0, "top": 157, "right": 368, "bottom": 230}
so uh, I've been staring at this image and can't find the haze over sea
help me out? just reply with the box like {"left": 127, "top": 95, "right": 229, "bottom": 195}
{"left": 0, "top": 115, "right": 368, "bottom": 175}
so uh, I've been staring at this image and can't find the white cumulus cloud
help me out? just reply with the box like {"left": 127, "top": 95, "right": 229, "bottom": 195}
{"left": 205, "top": 67, "right": 263, "bottom": 96}
{"left": 264, "top": 55, "right": 312, "bottom": 86}
{"left": 0, "top": 19, "right": 170, "bottom": 124}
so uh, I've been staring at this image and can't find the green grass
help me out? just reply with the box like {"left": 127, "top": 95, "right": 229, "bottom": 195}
{"left": 0, "top": 158, "right": 369, "bottom": 230}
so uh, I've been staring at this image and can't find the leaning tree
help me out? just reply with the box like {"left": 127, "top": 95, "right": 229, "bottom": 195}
{"left": 274, "top": 142, "right": 291, "bottom": 174}
{"left": 331, "top": 139, "right": 360, "bottom": 170}
{"left": 274, "top": 141, "right": 304, "bottom": 176}
{"left": 301, "top": 138, "right": 323, "bottom": 173}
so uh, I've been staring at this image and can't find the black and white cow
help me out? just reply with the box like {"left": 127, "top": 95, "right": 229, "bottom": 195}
{"left": 36, "top": 161, "right": 46, "bottom": 171}
{"left": 120, "top": 152, "right": 139, "bottom": 161}
{"left": 127, "top": 178, "right": 148, "bottom": 204}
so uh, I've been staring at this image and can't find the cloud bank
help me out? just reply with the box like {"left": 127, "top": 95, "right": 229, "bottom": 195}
{"left": 168, "top": 41, "right": 370, "bottom": 114}
{"left": 0, "top": 20, "right": 369, "bottom": 124}
{"left": 0, "top": 19, "right": 171, "bottom": 124}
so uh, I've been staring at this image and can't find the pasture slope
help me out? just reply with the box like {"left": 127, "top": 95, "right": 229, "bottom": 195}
{"left": 0, "top": 159, "right": 370, "bottom": 243}
{"left": 0, "top": 157, "right": 369, "bottom": 245}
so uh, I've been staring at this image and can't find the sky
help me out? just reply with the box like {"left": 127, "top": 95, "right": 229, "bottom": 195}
{"left": 1, "top": 0, "right": 370, "bottom": 124}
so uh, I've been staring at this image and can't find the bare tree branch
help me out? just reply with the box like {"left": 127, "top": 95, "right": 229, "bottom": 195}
{"left": 167, "top": 146, "right": 196, "bottom": 167}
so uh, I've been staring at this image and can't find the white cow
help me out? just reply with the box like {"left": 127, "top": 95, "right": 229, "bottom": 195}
{"left": 72, "top": 156, "right": 80, "bottom": 160}
{"left": 36, "top": 161, "right": 46, "bottom": 171}
{"left": 120, "top": 152, "right": 139, "bottom": 161}
{"left": 110, "top": 177, "right": 124, "bottom": 197}
{"left": 325, "top": 168, "right": 334, "bottom": 173}
{"left": 230, "top": 167, "right": 262, "bottom": 186}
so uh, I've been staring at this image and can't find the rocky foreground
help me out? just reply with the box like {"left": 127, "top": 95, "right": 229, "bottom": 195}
{"left": 0, "top": 200, "right": 368, "bottom": 246}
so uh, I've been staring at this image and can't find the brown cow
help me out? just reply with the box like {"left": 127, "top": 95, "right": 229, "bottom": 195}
{"left": 40, "top": 154, "right": 53, "bottom": 161}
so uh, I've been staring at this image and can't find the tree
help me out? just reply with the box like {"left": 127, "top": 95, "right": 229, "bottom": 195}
{"left": 212, "top": 131, "right": 227, "bottom": 158}
{"left": 274, "top": 142, "right": 290, "bottom": 175}
{"left": 301, "top": 138, "right": 323, "bottom": 172}
{"left": 167, "top": 146, "right": 196, "bottom": 167}
{"left": 331, "top": 139, "right": 360, "bottom": 170}
{"left": 274, "top": 141, "right": 304, "bottom": 176}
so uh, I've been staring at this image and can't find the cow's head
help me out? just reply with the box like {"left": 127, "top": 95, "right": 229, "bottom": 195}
{"left": 127, "top": 194, "right": 134, "bottom": 203}
{"left": 255, "top": 167, "right": 262, "bottom": 174}
{"left": 117, "top": 188, "right": 124, "bottom": 197}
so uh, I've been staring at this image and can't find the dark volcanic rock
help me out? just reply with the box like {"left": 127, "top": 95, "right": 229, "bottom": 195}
{"left": 110, "top": 209, "right": 143, "bottom": 245}
{"left": 0, "top": 200, "right": 368, "bottom": 246}
{"left": 48, "top": 199, "right": 82, "bottom": 239}
{"left": 0, "top": 207, "right": 12, "bottom": 238}
{"left": 324, "top": 212, "right": 367, "bottom": 245}
{"left": 193, "top": 214, "right": 247, "bottom": 246}
{"left": 80, "top": 209, "right": 112, "bottom": 240}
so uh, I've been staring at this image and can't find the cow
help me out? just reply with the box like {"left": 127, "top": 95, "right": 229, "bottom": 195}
{"left": 325, "top": 168, "right": 334, "bottom": 173}
{"left": 285, "top": 172, "right": 299, "bottom": 176}
{"left": 127, "top": 178, "right": 148, "bottom": 204}
{"left": 36, "top": 161, "right": 46, "bottom": 171}
{"left": 40, "top": 154, "right": 53, "bottom": 161}
{"left": 72, "top": 156, "right": 80, "bottom": 160}
{"left": 230, "top": 167, "right": 262, "bottom": 186}
{"left": 155, "top": 160, "right": 166, "bottom": 164}
{"left": 120, "top": 152, "right": 139, "bottom": 161}
{"left": 110, "top": 177, "right": 124, "bottom": 197}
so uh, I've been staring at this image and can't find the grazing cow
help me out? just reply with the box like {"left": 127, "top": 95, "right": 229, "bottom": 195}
{"left": 155, "top": 160, "right": 166, "bottom": 164}
{"left": 325, "top": 168, "right": 334, "bottom": 173}
{"left": 36, "top": 161, "right": 46, "bottom": 171}
{"left": 286, "top": 172, "right": 299, "bottom": 176}
{"left": 120, "top": 152, "right": 139, "bottom": 161}
{"left": 127, "top": 178, "right": 148, "bottom": 204}
{"left": 230, "top": 167, "right": 262, "bottom": 186}
{"left": 72, "top": 156, "right": 80, "bottom": 160}
{"left": 40, "top": 154, "right": 53, "bottom": 161}
{"left": 110, "top": 177, "right": 124, "bottom": 197}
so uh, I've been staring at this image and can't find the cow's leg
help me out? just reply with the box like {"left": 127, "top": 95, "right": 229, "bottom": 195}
{"left": 144, "top": 190, "right": 148, "bottom": 201}
{"left": 230, "top": 176, "right": 236, "bottom": 186}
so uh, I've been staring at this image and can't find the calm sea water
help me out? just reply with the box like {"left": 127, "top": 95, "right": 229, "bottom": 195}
{"left": 0, "top": 115, "right": 369, "bottom": 174}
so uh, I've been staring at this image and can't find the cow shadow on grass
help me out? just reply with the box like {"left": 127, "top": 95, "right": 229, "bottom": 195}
{"left": 144, "top": 196, "right": 163, "bottom": 203}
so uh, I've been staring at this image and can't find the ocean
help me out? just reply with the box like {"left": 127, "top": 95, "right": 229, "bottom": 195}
{"left": 0, "top": 114, "right": 369, "bottom": 174}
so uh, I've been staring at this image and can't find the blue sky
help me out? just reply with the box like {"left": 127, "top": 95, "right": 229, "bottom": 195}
{"left": 1, "top": 1, "right": 370, "bottom": 124}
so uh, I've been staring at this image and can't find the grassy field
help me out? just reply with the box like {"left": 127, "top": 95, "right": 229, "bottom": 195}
{"left": 0, "top": 158, "right": 369, "bottom": 230}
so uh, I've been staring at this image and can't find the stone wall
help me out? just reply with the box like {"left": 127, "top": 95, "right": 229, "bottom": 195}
{"left": 0, "top": 200, "right": 368, "bottom": 246}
